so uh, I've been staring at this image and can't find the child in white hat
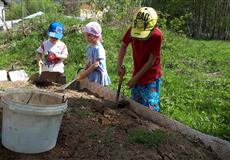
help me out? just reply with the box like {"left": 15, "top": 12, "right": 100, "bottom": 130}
{"left": 77, "top": 22, "right": 111, "bottom": 86}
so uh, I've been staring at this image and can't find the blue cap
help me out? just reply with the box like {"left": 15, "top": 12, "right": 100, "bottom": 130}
{"left": 48, "top": 21, "right": 64, "bottom": 39}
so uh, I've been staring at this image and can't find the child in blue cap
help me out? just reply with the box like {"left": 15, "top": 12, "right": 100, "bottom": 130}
{"left": 36, "top": 21, "right": 68, "bottom": 84}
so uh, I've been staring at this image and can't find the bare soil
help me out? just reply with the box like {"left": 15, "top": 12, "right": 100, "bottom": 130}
{"left": 0, "top": 81, "right": 220, "bottom": 160}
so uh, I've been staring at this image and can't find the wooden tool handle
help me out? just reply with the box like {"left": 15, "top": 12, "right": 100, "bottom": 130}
{"left": 39, "top": 62, "right": 42, "bottom": 75}
{"left": 119, "top": 65, "right": 125, "bottom": 82}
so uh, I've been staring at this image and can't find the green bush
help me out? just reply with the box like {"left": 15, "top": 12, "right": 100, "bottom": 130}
{"left": 90, "top": 0, "right": 141, "bottom": 26}
{"left": 5, "top": 0, "right": 61, "bottom": 20}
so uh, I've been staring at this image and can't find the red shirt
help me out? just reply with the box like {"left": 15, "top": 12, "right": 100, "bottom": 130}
{"left": 122, "top": 27, "right": 163, "bottom": 85}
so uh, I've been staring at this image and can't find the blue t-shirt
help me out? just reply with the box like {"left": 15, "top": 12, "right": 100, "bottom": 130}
{"left": 86, "top": 42, "right": 111, "bottom": 86}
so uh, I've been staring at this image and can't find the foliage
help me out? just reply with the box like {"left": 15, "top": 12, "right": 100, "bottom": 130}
{"left": 128, "top": 128, "right": 166, "bottom": 147}
{"left": 141, "top": 0, "right": 230, "bottom": 40}
{"left": 89, "top": 0, "right": 141, "bottom": 26}
{"left": 5, "top": 0, "right": 62, "bottom": 20}
{"left": 169, "top": 15, "right": 190, "bottom": 34}
{"left": 142, "top": 0, "right": 192, "bottom": 33}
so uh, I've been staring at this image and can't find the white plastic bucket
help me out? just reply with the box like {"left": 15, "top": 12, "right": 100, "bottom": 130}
{"left": 1, "top": 89, "right": 67, "bottom": 153}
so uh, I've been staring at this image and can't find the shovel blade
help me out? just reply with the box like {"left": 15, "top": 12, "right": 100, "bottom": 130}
{"left": 59, "top": 77, "right": 78, "bottom": 90}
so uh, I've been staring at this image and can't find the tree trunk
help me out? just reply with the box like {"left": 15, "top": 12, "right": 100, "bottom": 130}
{"left": 187, "top": 0, "right": 230, "bottom": 39}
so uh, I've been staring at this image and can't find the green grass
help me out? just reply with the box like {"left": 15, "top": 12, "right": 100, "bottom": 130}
{"left": 161, "top": 32, "right": 230, "bottom": 140}
{"left": 128, "top": 128, "right": 166, "bottom": 147}
{"left": 0, "top": 13, "right": 229, "bottom": 141}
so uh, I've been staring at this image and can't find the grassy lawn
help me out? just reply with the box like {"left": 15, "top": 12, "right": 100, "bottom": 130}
{"left": 160, "top": 32, "right": 230, "bottom": 140}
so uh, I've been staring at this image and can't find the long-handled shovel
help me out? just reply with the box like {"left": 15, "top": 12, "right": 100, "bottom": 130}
{"left": 58, "top": 68, "right": 84, "bottom": 91}
{"left": 116, "top": 72, "right": 124, "bottom": 102}
{"left": 116, "top": 65, "right": 129, "bottom": 107}
{"left": 34, "top": 62, "right": 47, "bottom": 86}
{"left": 59, "top": 77, "right": 78, "bottom": 90}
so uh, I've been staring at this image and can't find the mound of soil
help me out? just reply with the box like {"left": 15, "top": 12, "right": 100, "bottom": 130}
{"left": 0, "top": 82, "right": 220, "bottom": 160}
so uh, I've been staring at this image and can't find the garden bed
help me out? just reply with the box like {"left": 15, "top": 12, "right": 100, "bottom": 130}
{"left": 0, "top": 81, "right": 220, "bottom": 160}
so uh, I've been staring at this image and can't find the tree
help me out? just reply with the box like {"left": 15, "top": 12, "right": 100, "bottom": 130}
{"left": 142, "top": 0, "right": 230, "bottom": 40}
